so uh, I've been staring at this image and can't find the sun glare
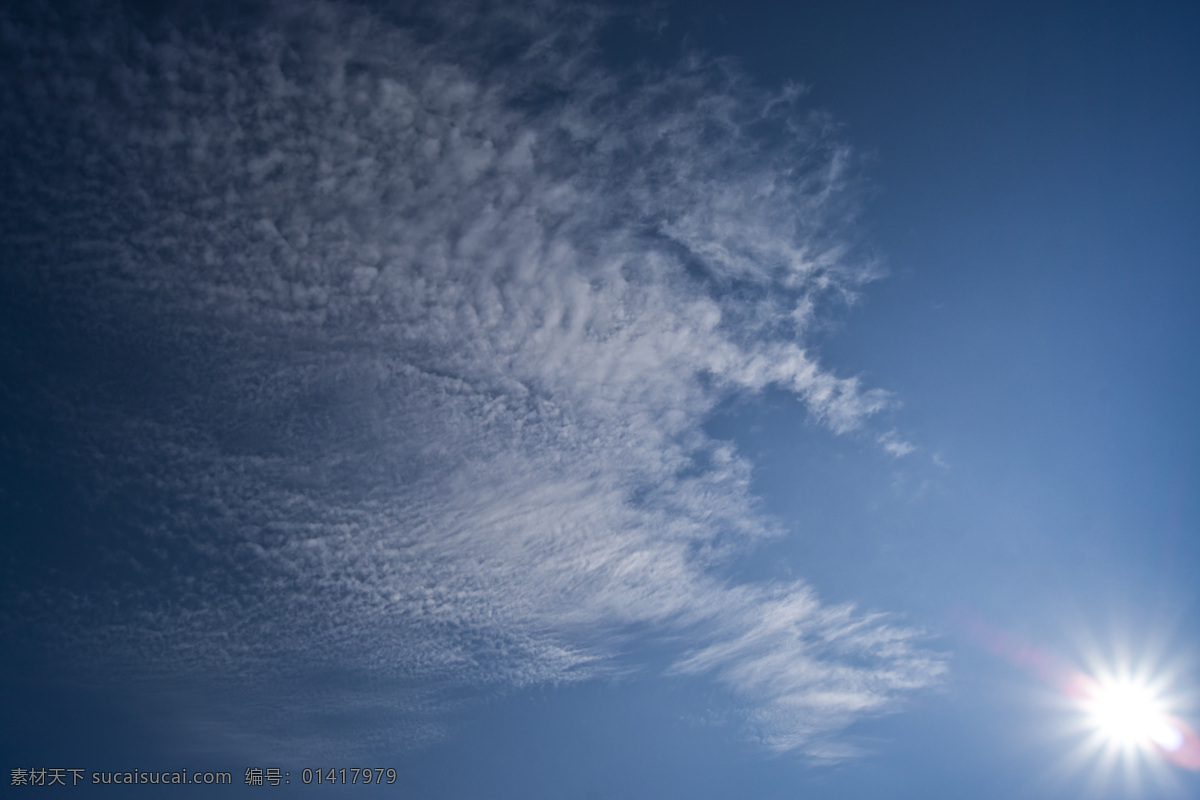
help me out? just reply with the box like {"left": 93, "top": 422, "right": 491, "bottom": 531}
{"left": 961, "top": 614, "right": 1200, "bottom": 783}
{"left": 1086, "top": 680, "right": 1183, "bottom": 751}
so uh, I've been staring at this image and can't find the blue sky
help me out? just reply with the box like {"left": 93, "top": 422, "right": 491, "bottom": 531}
{"left": 2, "top": 1, "right": 1198, "bottom": 798}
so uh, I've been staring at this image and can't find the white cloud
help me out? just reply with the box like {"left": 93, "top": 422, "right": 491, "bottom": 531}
{"left": 879, "top": 429, "right": 917, "bottom": 458}
{"left": 1, "top": 0, "right": 941, "bottom": 758}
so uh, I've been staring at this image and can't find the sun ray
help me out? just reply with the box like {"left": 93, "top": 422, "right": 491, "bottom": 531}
{"left": 957, "top": 610, "right": 1200, "bottom": 796}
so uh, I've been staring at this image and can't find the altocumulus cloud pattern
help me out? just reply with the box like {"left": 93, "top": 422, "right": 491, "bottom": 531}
{"left": 1, "top": 0, "right": 943, "bottom": 759}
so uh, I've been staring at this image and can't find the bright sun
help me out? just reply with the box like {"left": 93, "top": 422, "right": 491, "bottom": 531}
{"left": 1086, "top": 680, "right": 1183, "bottom": 751}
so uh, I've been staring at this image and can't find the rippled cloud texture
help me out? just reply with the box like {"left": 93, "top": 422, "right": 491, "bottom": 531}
{"left": 1, "top": 0, "right": 942, "bottom": 758}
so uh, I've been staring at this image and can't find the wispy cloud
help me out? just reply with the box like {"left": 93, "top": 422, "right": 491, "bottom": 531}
{"left": 1, "top": 0, "right": 940, "bottom": 758}
{"left": 879, "top": 429, "right": 917, "bottom": 458}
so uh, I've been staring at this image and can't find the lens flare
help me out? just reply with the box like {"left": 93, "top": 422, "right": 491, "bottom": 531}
{"left": 954, "top": 610, "right": 1200, "bottom": 774}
